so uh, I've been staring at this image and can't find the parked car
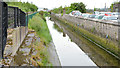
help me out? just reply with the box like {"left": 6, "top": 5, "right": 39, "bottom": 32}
{"left": 112, "top": 12, "right": 120, "bottom": 17}
{"left": 88, "top": 14, "right": 96, "bottom": 18}
{"left": 69, "top": 12, "right": 74, "bottom": 16}
{"left": 99, "top": 12, "right": 112, "bottom": 16}
{"left": 82, "top": 13, "right": 90, "bottom": 18}
{"left": 95, "top": 15, "right": 105, "bottom": 19}
{"left": 94, "top": 11, "right": 100, "bottom": 15}
{"left": 69, "top": 10, "right": 82, "bottom": 17}
{"left": 102, "top": 16, "right": 118, "bottom": 21}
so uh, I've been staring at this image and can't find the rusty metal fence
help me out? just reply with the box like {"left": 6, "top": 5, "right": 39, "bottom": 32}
{"left": 0, "top": 2, "right": 28, "bottom": 59}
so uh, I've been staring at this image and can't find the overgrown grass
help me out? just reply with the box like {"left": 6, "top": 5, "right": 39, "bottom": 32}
{"left": 31, "top": 41, "right": 52, "bottom": 66}
{"left": 28, "top": 13, "right": 52, "bottom": 66}
{"left": 28, "top": 13, "right": 52, "bottom": 45}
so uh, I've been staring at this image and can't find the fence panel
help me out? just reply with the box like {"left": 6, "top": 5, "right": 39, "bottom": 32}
{"left": 0, "top": 2, "right": 8, "bottom": 59}
{"left": 8, "top": 6, "right": 15, "bottom": 28}
{"left": 20, "top": 10, "right": 26, "bottom": 26}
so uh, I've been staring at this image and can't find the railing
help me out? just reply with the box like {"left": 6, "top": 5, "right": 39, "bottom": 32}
{"left": 0, "top": 2, "right": 8, "bottom": 59}
{"left": 0, "top": 2, "right": 29, "bottom": 59}
{"left": 8, "top": 6, "right": 27, "bottom": 28}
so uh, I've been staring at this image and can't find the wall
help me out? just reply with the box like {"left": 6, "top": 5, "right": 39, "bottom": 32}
{"left": 12, "top": 26, "right": 28, "bottom": 56}
{"left": 62, "top": 14, "right": 120, "bottom": 42}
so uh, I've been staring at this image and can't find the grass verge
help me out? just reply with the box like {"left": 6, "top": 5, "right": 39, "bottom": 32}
{"left": 28, "top": 13, "right": 52, "bottom": 45}
{"left": 28, "top": 13, "right": 52, "bottom": 66}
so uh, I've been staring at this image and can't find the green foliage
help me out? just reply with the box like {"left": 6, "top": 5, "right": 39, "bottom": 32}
{"left": 52, "top": 2, "right": 86, "bottom": 14}
{"left": 52, "top": 6, "right": 63, "bottom": 14}
{"left": 110, "top": 1, "right": 120, "bottom": 12}
{"left": 28, "top": 14, "right": 52, "bottom": 44}
{"left": 7, "top": 2, "right": 38, "bottom": 12}
{"left": 70, "top": 2, "right": 86, "bottom": 13}
{"left": 53, "top": 23, "right": 63, "bottom": 33}
{"left": 110, "top": 4, "right": 114, "bottom": 12}
{"left": 64, "top": 6, "right": 71, "bottom": 14}
{"left": 91, "top": 27, "right": 95, "bottom": 33}
{"left": 94, "top": 8, "right": 100, "bottom": 11}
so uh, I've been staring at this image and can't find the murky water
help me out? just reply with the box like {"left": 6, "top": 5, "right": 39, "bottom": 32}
{"left": 46, "top": 17, "right": 97, "bottom": 66}
{"left": 48, "top": 17, "right": 119, "bottom": 67}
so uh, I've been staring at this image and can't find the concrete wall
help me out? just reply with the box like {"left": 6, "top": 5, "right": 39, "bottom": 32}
{"left": 61, "top": 14, "right": 120, "bottom": 42}
{"left": 12, "top": 26, "right": 28, "bottom": 56}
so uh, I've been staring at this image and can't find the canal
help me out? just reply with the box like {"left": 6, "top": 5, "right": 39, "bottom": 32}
{"left": 46, "top": 17, "right": 97, "bottom": 66}
{"left": 46, "top": 17, "right": 119, "bottom": 66}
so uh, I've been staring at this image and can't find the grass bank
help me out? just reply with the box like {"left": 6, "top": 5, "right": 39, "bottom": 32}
{"left": 28, "top": 13, "right": 52, "bottom": 66}
{"left": 28, "top": 13, "right": 52, "bottom": 45}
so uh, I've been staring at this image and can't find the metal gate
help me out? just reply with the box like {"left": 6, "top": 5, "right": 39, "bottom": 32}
{"left": 0, "top": 2, "right": 8, "bottom": 59}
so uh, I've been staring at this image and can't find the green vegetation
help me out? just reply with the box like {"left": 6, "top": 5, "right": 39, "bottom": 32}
{"left": 53, "top": 23, "right": 63, "bottom": 33}
{"left": 52, "top": 2, "right": 86, "bottom": 14}
{"left": 110, "top": 1, "right": 120, "bottom": 12}
{"left": 29, "top": 13, "right": 52, "bottom": 66}
{"left": 70, "top": 2, "right": 86, "bottom": 13}
{"left": 31, "top": 41, "right": 52, "bottom": 66}
{"left": 94, "top": 8, "right": 100, "bottom": 11}
{"left": 7, "top": 2, "right": 38, "bottom": 12}
{"left": 28, "top": 13, "right": 52, "bottom": 45}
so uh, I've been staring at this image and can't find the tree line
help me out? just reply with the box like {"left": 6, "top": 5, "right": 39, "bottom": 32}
{"left": 51, "top": 2, "right": 86, "bottom": 14}
{"left": 6, "top": 2, "right": 38, "bottom": 12}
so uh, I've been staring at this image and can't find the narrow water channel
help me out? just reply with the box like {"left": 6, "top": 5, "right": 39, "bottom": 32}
{"left": 46, "top": 17, "right": 97, "bottom": 66}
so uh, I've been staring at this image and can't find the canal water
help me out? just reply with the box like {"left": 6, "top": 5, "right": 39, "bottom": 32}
{"left": 46, "top": 17, "right": 97, "bottom": 66}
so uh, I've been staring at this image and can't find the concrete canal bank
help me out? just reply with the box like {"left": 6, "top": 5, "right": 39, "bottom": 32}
{"left": 50, "top": 14, "right": 120, "bottom": 66}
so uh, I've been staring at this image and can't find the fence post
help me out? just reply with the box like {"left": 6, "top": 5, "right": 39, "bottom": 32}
{"left": 0, "top": 2, "right": 8, "bottom": 59}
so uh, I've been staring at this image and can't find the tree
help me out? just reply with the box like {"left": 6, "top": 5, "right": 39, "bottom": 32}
{"left": 7, "top": 2, "right": 38, "bottom": 12}
{"left": 110, "top": 4, "right": 114, "bottom": 12}
{"left": 70, "top": 2, "right": 86, "bottom": 13}
{"left": 110, "top": 2, "right": 120, "bottom": 12}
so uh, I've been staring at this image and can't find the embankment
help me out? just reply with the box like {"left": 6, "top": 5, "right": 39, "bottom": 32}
{"left": 28, "top": 13, "right": 61, "bottom": 66}
{"left": 51, "top": 13, "right": 120, "bottom": 60}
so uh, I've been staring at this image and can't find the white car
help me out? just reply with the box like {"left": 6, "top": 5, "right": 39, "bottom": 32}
{"left": 102, "top": 16, "right": 118, "bottom": 22}
{"left": 69, "top": 10, "right": 82, "bottom": 17}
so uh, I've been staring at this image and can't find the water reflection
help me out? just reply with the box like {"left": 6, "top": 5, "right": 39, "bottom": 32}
{"left": 46, "top": 17, "right": 97, "bottom": 66}
{"left": 49, "top": 17, "right": 119, "bottom": 66}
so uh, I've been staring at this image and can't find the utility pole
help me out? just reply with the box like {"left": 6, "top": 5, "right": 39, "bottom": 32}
{"left": 104, "top": 3, "right": 106, "bottom": 12}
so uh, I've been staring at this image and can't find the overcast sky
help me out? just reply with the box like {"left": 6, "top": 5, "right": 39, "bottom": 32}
{"left": 19, "top": 0, "right": 119, "bottom": 9}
